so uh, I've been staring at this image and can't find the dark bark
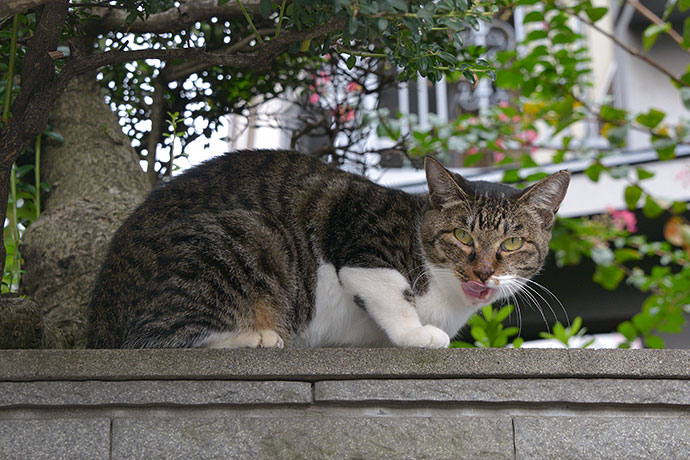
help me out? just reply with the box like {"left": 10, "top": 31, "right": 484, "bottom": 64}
{"left": 0, "top": 0, "right": 56, "bottom": 19}
{"left": 0, "top": 0, "right": 68, "bottom": 279}
{"left": 21, "top": 74, "right": 150, "bottom": 348}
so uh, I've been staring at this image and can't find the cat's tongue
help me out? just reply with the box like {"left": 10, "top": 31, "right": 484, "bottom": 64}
{"left": 462, "top": 281, "right": 492, "bottom": 300}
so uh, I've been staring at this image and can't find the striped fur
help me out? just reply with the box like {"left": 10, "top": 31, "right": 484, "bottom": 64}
{"left": 86, "top": 150, "right": 568, "bottom": 348}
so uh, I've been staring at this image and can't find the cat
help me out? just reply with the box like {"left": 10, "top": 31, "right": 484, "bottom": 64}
{"left": 87, "top": 149, "right": 570, "bottom": 349}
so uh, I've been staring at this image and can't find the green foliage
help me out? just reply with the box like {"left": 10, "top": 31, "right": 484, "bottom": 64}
{"left": 450, "top": 304, "right": 523, "bottom": 348}
{"left": 539, "top": 317, "right": 594, "bottom": 348}
{"left": 2, "top": 0, "right": 689, "bottom": 350}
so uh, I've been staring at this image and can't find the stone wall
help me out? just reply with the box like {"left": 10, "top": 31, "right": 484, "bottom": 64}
{"left": 0, "top": 348, "right": 688, "bottom": 459}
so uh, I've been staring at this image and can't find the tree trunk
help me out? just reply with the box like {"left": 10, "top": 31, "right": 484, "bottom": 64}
{"left": 20, "top": 73, "right": 150, "bottom": 348}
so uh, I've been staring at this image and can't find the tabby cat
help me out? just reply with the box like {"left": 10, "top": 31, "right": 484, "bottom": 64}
{"left": 87, "top": 150, "right": 569, "bottom": 349}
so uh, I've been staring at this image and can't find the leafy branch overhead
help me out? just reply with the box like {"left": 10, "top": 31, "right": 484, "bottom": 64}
{"left": 1, "top": 0, "right": 690, "bottom": 349}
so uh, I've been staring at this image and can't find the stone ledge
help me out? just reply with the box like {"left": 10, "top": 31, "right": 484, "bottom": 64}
{"left": 0, "top": 419, "right": 110, "bottom": 460}
{"left": 515, "top": 417, "right": 690, "bottom": 460}
{"left": 0, "top": 380, "right": 312, "bottom": 407}
{"left": 315, "top": 378, "right": 690, "bottom": 406}
{"left": 1, "top": 348, "right": 689, "bottom": 460}
{"left": 1, "top": 348, "right": 689, "bottom": 381}
{"left": 111, "top": 416, "right": 514, "bottom": 460}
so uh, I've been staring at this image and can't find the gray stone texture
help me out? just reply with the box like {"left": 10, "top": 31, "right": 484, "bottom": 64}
{"left": 112, "top": 416, "right": 514, "bottom": 460}
{"left": 0, "top": 419, "right": 110, "bottom": 460}
{"left": 21, "top": 74, "right": 150, "bottom": 349}
{"left": 0, "top": 380, "right": 311, "bottom": 407}
{"left": 315, "top": 378, "right": 690, "bottom": 405}
{"left": 0, "top": 297, "right": 43, "bottom": 348}
{"left": 1, "top": 348, "right": 688, "bottom": 381}
{"left": 514, "top": 416, "right": 690, "bottom": 460}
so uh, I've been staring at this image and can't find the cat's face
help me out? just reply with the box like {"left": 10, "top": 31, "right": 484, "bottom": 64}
{"left": 419, "top": 157, "right": 570, "bottom": 306}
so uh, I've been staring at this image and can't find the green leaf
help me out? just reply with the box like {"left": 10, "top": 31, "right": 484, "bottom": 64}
{"left": 614, "top": 248, "right": 642, "bottom": 263}
{"left": 671, "top": 201, "right": 688, "bottom": 214}
{"left": 653, "top": 136, "right": 676, "bottom": 160}
{"left": 125, "top": 10, "right": 139, "bottom": 25}
{"left": 600, "top": 105, "right": 627, "bottom": 122}
{"left": 347, "top": 17, "right": 358, "bottom": 35}
{"left": 644, "top": 334, "right": 665, "bottom": 349}
{"left": 642, "top": 23, "right": 671, "bottom": 51}
{"left": 464, "top": 152, "right": 483, "bottom": 166}
{"left": 681, "top": 0, "right": 690, "bottom": 11}
{"left": 259, "top": 0, "right": 272, "bottom": 18}
{"left": 584, "top": 163, "right": 605, "bottom": 182}
{"left": 683, "top": 16, "right": 690, "bottom": 48}
{"left": 605, "top": 126, "right": 628, "bottom": 147}
{"left": 624, "top": 185, "right": 642, "bottom": 209}
{"left": 44, "top": 130, "right": 64, "bottom": 143}
{"left": 585, "top": 6, "right": 608, "bottom": 22}
{"left": 522, "top": 10, "right": 544, "bottom": 23}
{"left": 636, "top": 167, "right": 655, "bottom": 180}
{"left": 388, "top": 0, "right": 408, "bottom": 12}
{"left": 495, "top": 305, "right": 514, "bottom": 322}
{"left": 512, "top": 337, "right": 524, "bottom": 348}
{"left": 617, "top": 321, "right": 638, "bottom": 341}
{"left": 526, "top": 30, "right": 548, "bottom": 41}
{"left": 635, "top": 109, "right": 665, "bottom": 129}
{"left": 502, "top": 169, "right": 520, "bottom": 183}
{"left": 346, "top": 55, "right": 356, "bottom": 69}
{"left": 681, "top": 87, "right": 690, "bottom": 110}
{"left": 642, "top": 196, "right": 665, "bottom": 218}
{"left": 593, "top": 265, "right": 625, "bottom": 290}
{"left": 471, "top": 325, "right": 488, "bottom": 342}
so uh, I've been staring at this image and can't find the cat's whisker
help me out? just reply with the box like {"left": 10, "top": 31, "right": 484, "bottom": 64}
{"left": 517, "top": 281, "right": 560, "bottom": 327}
{"left": 514, "top": 287, "right": 551, "bottom": 333}
{"left": 496, "top": 284, "right": 522, "bottom": 338}
{"left": 521, "top": 278, "right": 569, "bottom": 327}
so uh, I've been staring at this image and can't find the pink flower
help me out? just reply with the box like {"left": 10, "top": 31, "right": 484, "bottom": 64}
{"left": 316, "top": 70, "right": 332, "bottom": 86}
{"left": 498, "top": 113, "right": 508, "bottom": 122}
{"left": 309, "top": 93, "right": 320, "bottom": 105}
{"left": 495, "top": 138, "right": 505, "bottom": 149}
{"left": 516, "top": 129, "right": 538, "bottom": 144}
{"left": 346, "top": 81, "right": 363, "bottom": 93}
{"left": 676, "top": 167, "right": 690, "bottom": 188}
{"left": 512, "top": 115, "right": 521, "bottom": 123}
{"left": 493, "top": 152, "right": 505, "bottom": 162}
{"left": 334, "top": 105, "right": 355, "bottom": 123}
{"left": 498, "top": 101, "right": 509, "bottom": 108}
{"left": 466, "top": 146, "right": 479, "bottom": 155}
{"left": 607, "top": 206, "right": 638, "bottom": 233}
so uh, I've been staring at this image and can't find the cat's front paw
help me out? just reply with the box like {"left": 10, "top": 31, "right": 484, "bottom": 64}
{"left": 397, "top": 325, "right": 450, "bottom": 349}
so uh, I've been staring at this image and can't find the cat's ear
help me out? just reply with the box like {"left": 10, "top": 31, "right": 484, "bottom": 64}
{"left": 424, "top": 156, "right": 471, "bottom": 207}
{"left": 517, "top": 170, "right": 570, "bottom": 229}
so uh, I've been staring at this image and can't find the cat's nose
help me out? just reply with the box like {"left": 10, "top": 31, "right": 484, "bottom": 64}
{"left": 473, "top": 269, "right": 494, "bottom": 283}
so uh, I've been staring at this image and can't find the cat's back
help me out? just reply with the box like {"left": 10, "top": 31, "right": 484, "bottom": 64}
{"left": 87, "top": 150, "right": 411, "bottom": 348}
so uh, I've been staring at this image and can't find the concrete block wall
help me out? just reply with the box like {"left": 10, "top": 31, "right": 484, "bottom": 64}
{"left": 0, "top": 348, "right": 688, "bottom": 459}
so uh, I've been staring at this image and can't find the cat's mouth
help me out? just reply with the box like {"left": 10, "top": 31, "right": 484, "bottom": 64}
{"left": 461, "top": 281, "right": 493, "bottom": 301}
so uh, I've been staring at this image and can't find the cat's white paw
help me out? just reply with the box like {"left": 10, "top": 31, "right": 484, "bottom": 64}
{"left": 258, "top": 329, "right": 284, "bottom": 348}
{"left": 397, "top": 325, "right": 450, "bottom": 349}
{"left": 203, "top": 329, "right": 284, "bottom": 348}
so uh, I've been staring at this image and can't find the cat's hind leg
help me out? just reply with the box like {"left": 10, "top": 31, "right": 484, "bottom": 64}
{"left": 202, "top": 329, "right": 285, "bottom": 348}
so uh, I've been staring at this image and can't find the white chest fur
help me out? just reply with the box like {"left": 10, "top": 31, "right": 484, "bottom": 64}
{"left": 296, "top": 262, "right": 479, "bottom": 347}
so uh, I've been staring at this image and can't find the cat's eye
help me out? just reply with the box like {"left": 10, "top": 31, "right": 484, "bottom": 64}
{"left": 502, "top": 237, "right": 524, "bottom": 251}
{"left": 453, "top": 229, "right": 474, "bottom": 246}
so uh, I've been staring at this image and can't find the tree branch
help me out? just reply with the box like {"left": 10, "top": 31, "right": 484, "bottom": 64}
{"left": 574, "top": 10, "right": 687, "bottom": 87}
{"left": 83, "top": 0, "right": 264, "bottom": 35}
{"left": 624, "top": 0, "right": 689, "bottom": 54}
{"left": 68, "top": 19, "right": 340, "bottom": 75}
{"left": 0, "top": 0, "right": 55, "bottom": 17}
{"left": 163, "top": 27, "right": 275, "bottom": 82}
